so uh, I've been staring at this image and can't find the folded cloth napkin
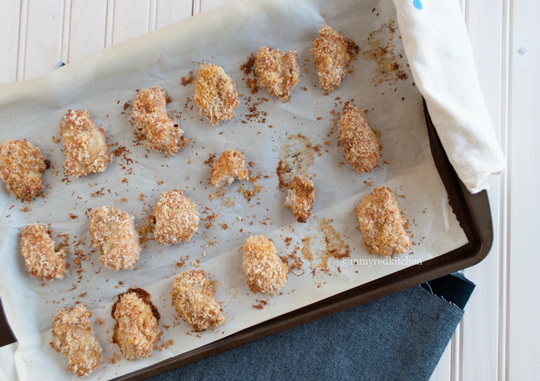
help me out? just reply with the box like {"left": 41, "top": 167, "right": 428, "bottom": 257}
{"left": 149, "top": 273, "right": 475, "bottom": 381}
{"left": 393, "top": 0, "right": 506, "bottom": 193}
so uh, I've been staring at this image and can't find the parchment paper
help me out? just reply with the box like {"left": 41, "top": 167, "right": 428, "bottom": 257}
{"left": 0, "top": 0, "right": 468, "bottom": 379}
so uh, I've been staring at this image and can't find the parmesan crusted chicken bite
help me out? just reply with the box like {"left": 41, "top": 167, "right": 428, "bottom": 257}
{"left": 171, "top": 269, "right": 225, "bottom": 332}
{"left": 112, "top": 288, "right": 161, "bottom": 361}
{"left": 254, "top": 46, "right": 300, "bottom": 102}
{"left": 132, "top": 86, "right": 189, "bottom": 155}
{"left": 21, "top": 223, "right": 67, "bottom": 281}
{"left": 338, "top": 103, "right": 382, "bottom": 173}
{"left": 51, "top": 304, "right": 103, "bottom": 377}
{"left": 194, "top": 64, "right": 240, "bottom": 126}
{"left": 89, "top": 206, "right": 141, "bottom": 270}
{"left": 243, "top": 235, "right": 287, "bottom": 295}
{"left": 355, "top": 185, "right": 412, "bottom": 257}
{"left": 60, "top": 110, "right": 111, "bottom": 177}
{"left": 311, "top": 25, "right": 352, "bottom": 91}
{"left": 154, "top": 190, "right": 199, "bottom": 245}
{"left": 0, "top": 140, "right": 47, "bottom": 201}
{"left": 285, "top": 175, "right": 315, "bottom": 223}
{"left": 211, "top": 149, "right": 249, "bottom": 188}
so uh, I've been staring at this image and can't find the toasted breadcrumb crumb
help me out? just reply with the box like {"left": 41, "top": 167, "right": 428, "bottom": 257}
{"left": 338, "top": 103, "right": 382, "bottom": 173}
{"left": 133, "top": 86, "right": 189, "bottom": 155}
{"left": 51, "top": 304, "right": 102, "bottom": 377}
{"left": 311, "top": 25, "right": 352, "bottom": 91}
{"left": 211, "top": 149, "right": 249, "bottom": 188}
{"left": 355, "top": 185, "right": 411, "bottom": 257}
{"left": 171, "top": 269, "right": 225, "bottom": 332}
{"left": 254, "top": 47, "right": 300, "bottom": 102}
{"left": 21, "top": 223, "right": 67, "bottom": 281}
{"left": 154, "top": 190, "right": 199, "bottom": 245}
{"left": 89, "top": 206, "right": 141, "bottom": 270}
{"left": 243, "top": 235, "right": 287, "bottom": 295}
{"left": 60, "top": 110, "right": 111, "bottom": 177}
{"left": 285, "top": 176, "right": 315, "bottom": 223}
{"left": 112, "top": 288, "right": 161, "bottom": 361}
{"left": 0, "top": 140, "right": 47, "bottom": 201}
{"left": 194, "top": 64, "right": 240, "bottom": 126}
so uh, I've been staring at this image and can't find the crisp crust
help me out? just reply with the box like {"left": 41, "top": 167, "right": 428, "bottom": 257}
{"left": 243, "top": 235, "right": 287, "bottom": 295}
{"left": 112, "top": 288, "right": 161, "bottom": 361}
{"left": 132, "top": 86, "right": 189, "bottom": 155}
{"left": 0, "top": 139, "right": 47, "bottom": 201}
{"left": 21, "top": 223, "right": 67, "bottom": 281}
{"left": 285, "top": 175, "right": 315, "bottom": 223}
{"left": 338, "top": 103, "right": 382, "bottom": 173}
{"left": 311, "top": 25, "right": 351, "bottom": 91}
{"left": 354, "top": 185, "right": 412, "bottom": 257}
{"left": 254, "top": 47, "right": 300, "bottom": 102}
{"left": 194, "top": 64, "right": 240, "bottom": 126}
{"left": 210, "top": 149, "right": 249, "bottom": 188}
{"left": 51, "top": 304, "right": 102, "bottom": 377}
{"left": 171, "top": 269, "right": 225, "bottom": 332}
{"left": 60, "top": 110, "right": 111, "bottom": 177}
{"left": 154, "top": 190, "right": 199, "bottom": 245}
{"left": 89, "top": 206, "right": 141, "bottom": 270}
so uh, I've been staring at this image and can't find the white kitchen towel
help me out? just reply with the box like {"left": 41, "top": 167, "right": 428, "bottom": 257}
{"left": 393, "top": 0, "right": 506, "bottom": 194}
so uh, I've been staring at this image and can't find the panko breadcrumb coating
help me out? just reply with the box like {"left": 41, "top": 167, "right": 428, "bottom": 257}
{"left": 112, "top": 288, "right": 161, "bottom": 361}
{"left": 51, "top": 304, "right": 102, "bottom": 377}
{"left": 194, "top": 64, "right": 240, "bottom": 126}
{"left": 254, "top": 47, "right": 300, "bottom": 102}
{"left": 338, "top": 103, "right": 382, "bottom": 173}
{"left": 0, "top": 139, "right": 47, "bottom": 201}
{"left": 355, "top": 185, "right": 411, "bottom": 257}
{"left": 243, "top": 235, "right": 287, "bottom": 295}
{"left": 89, "top": 206, "right": 141, "bottom": 270}
{"left": 21, "top": 223, "right": 67, "bottom": 281}
{"left": 154, "top": 190, "right": 199, "bottom": 245}
{"left": 311, "top": 25, "right": 352, "bottom": 91}
{"left": 171, "top": 269, "right": 225, "bottom": 332}
{"left": 285, "top": 175, "right": 315, "bottom": 223}
{"left": 132, "top": 86, "right": 189, "bottom": 155}
{"left": 211, "top": 149, "right": 249, "bottom": 188}
{"left": 60, "top": 110, "right": 111, "bottom": 177}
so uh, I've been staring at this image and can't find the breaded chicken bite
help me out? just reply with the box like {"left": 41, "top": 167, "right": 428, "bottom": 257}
{"left": 112, "top": 288, "right": 161, "bottom": 361}
{"left": 285, "top": 176, "right": 315, "bottom": 223}
{"left": 89, "top": 206, "right": 141, "bottom": 270}
{"left": 211, "top": 149, "right": 249, "bottom": 188}
{"left": 254, "top": 47, "right": 300, "bottom": 102}
{"left": 133, "top": 86, "right": 189, "bottom": 155}
{"left": 311, "top": 25, "right": 352, "bottom": 91}
{"left": 243, "top": 235, "right": 287, "bottom": 295}
{"left": 60, "top": 110, "right": 111, "bottom": 177}
{"left": 154, "top": 190, "right": 199, "bottom": 245}
{"left": 171, "top": 269, "right": 225, "bottom": 332}
{"left": 194, "top": 64, "right": 240, "bottom": 126}
{"left": 0, "top": 140, "right": 47, "bottom": 201}
{"left": 51, "top": 304, "right": 102, "bottom": 377}
{"left": 338, "top": 103, "right": 382, "bottom": 173}
{"left": 355, "top": 185, "right": 411, "bottom": 257}
{"left": 21, "top": 223, "right": 67, "bottom": 281}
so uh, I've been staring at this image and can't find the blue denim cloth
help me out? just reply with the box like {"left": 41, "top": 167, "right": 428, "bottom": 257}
{"left": 149, "top": 273, "right": 474, "bottom": 381}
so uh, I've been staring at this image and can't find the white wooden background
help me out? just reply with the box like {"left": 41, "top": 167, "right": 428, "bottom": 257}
{"left": 0, "top": 0, "right": 535, "bottom": 379}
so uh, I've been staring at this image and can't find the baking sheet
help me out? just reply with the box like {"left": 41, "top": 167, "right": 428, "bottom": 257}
{"left": 0, "top": 0, "right": 467, "bottom": 379}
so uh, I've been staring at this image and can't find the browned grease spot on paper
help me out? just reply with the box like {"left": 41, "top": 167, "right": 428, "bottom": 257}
{"left": 363, "top": 19, "right": 407, "bottom": 84}
{"left": 301, "top": 218, "right": 350, "bottom": 269}
{"left": 277, "top": 134, "right": 315, "bottom": 190}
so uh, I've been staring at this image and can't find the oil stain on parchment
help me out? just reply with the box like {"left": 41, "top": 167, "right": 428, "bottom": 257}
{"left": 277, "top": 134, "right": 315, "bottom": 190}
{"left": 363, "top": 19, "right": 408, "bottom": 84}
{"left": 301, "top": 217, "right": 350, "bottom": 269}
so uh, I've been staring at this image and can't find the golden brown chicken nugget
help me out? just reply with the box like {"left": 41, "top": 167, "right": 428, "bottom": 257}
{"left": 154, "top": 190, "right": 199, "bottom": 245}
{"left": 243, "top": 235, "right": 287, "bottom": 295}
{"left": 210, "top": 149, "right": 249, "bottom": 188}
{"left": 254, "top": 47, "right": 300, "bottom": 102}
{"left": 171, "top": 269, "right": 225, "bottom": 332}
{"left": 285, "top": 175, "right": 315, "bottom": 223}
{"left": 355, "top": 185, "right": 411, "bottom": 257}
{"left": 21, "top": 223, "right": 67, "bottom": 281}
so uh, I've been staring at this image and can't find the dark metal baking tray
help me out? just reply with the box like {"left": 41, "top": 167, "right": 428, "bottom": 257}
{"left": 0, "top": 100, "right": 493, "bottom": 380}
